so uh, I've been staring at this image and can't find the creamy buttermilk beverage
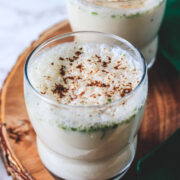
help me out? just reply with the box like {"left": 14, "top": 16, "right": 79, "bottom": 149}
{"left": 24, "top": 32, "right": 148, "bottom": 180}
{"left": 66, "top": 0, "right": 166, "bottom": 68}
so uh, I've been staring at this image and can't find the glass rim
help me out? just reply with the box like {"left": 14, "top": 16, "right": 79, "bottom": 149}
{"left": 77, "top": 0, "right": 142, "bottom": 3}
{"left": 24, "top": 31, "right": 147, "bottom": 109}
{"left": 68, "top": 0, "right": 165, "bottom": 11}
{"left": 73, "top": 0, "right": 150, "bottom": 6}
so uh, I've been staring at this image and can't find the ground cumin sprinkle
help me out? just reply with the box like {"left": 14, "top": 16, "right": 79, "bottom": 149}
{"left": 52, "top": 84, "right": 68, "bottom": 98}
{"left": 29, "top": 42, "right": 142, "bottom": 105}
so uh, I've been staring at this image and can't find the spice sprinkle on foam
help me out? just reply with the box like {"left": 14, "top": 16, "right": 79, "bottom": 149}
{"left": 29, "top": 42, "right": 142, "bottom": 106}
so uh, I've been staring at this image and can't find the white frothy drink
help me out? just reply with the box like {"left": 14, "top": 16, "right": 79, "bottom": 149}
{"left": 66, "top": 0, "right": 166, "bottom": 67}
{"left": 24, "top": 41, "right": 148, "bottom": 180}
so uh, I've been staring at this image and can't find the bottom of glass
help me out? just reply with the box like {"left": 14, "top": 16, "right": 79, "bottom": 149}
{"left": 141, "top": 36, "right": 158, "bottom": 69}
{"left": 108, "top": 168, "right": 129, "bottom": 180}
{"left": 51, "top": 168, "right": 129, "bottom": 180}
{"left": 37, "top": 136, "right": 137, "bottom": 180}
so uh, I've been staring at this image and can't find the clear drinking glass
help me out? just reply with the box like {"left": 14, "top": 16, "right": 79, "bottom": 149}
{"left": 24, "top": 31, "right": 148, "bottom": 180}
{"left": 66, "top": 0, "right": 166, "bottom": 68}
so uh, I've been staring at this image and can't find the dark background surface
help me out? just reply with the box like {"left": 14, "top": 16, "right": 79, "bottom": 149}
{"left": 122, "top": 51, "right": 180, "bottom": 180}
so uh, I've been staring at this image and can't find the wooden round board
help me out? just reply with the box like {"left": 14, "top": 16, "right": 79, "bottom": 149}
{"left": 0, "top": 20, "right": 180, "bottom": 180}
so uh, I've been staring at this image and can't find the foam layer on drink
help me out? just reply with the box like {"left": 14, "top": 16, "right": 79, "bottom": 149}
{"left": 72, "top": 0, "right": 164, "bottom": 16}
{"left": 27, "top": 42, "right": 146, "bottom": 130}
{"left": 29, "top": 42, "right": 142, "bottom": 106}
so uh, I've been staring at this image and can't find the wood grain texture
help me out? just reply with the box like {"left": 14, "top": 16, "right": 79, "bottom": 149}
{"left": 0, "top": 20, "right": 180, "bottom": 180}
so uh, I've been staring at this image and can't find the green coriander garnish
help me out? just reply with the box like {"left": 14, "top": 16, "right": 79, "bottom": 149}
{"left": 111, "top": 15, "right": 116, "bottom": 18}
{"left": 107, "top": 98, "right": 112, "bottom": 102}
{"left": 71, "top": 127, "right": 77, "bottom": 131}
{"left": 91, "top": 11, "right": 98, "bottom": 15}
{"left": 133, "top": 107, "right": 137, "bottom": 112}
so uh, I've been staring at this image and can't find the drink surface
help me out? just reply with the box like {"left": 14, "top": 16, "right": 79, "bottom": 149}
{"left": 28, "top": 42, "right": 144, "bottom": 130}
{"left": 71, "top": 0, "right": 164, "bottom": 16}
{"left": 29, "top": 42, "right": 142, "bottom": 105}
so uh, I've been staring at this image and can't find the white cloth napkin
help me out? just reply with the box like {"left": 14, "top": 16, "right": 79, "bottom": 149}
{"left": 0, "top": 0, "right": 67, "bottom": 179}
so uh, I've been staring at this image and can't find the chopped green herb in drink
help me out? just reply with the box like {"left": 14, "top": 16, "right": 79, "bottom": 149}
{"left": 92, "top": 11, "right": 98, "bottom": 15}
{"left": 111, "top": 15, "right": 116, "bottom": 18}
{"left": 107, "top": 98, "right": 112, "bottom": 102}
